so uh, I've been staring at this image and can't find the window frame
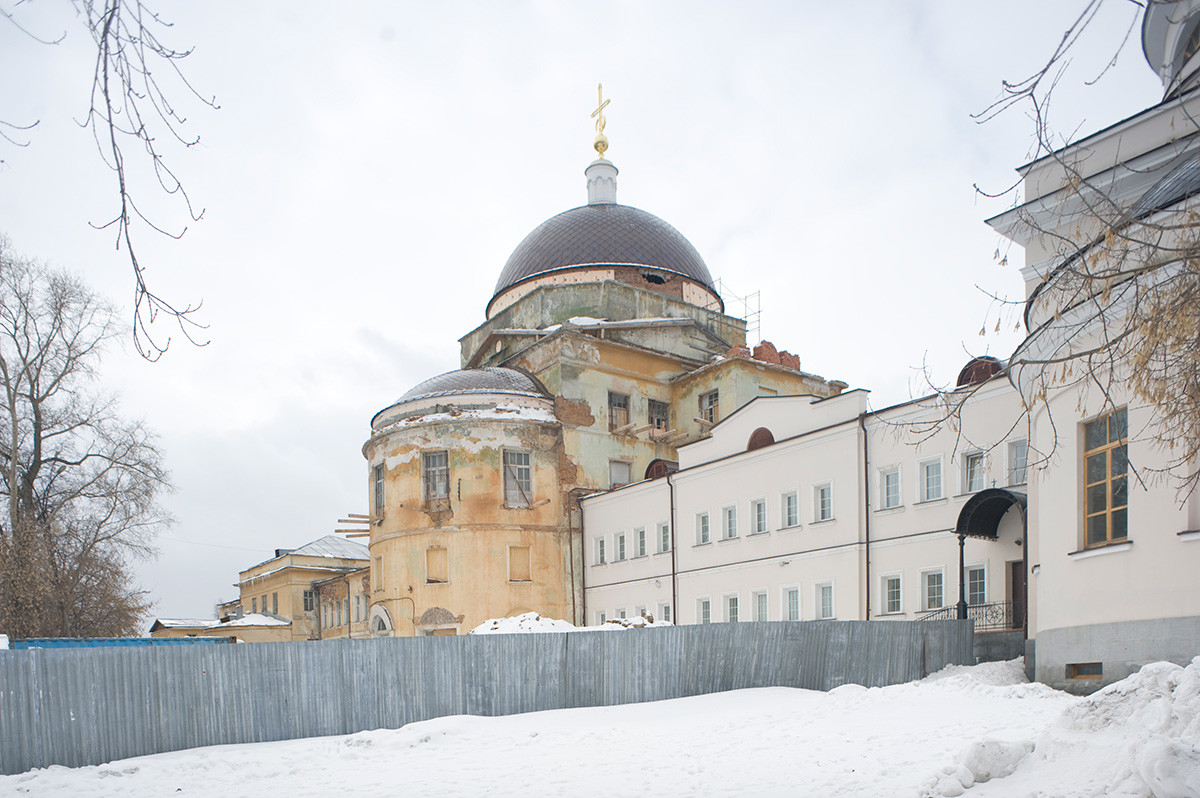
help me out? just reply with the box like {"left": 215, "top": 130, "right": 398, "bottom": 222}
{"left": 750, "top": 498, "right": 768, "bottom": 534}
{"left": 815, "top": 581, "right": 834, "bottom": 620}
{"left": 1007, "top": 439, "right": 1029, "bottom": 486}
{"left": 699, "top": 390, "right": 719, "bottom": 424}
{"left": 724, "top": 593, "right": 739, "bottom": 623}
{"left": 657, "top": 522, "right": 671, "bottom": 554}
{"left": 783, "top": 586, "right": 801, "bottom": 622}
{"left": 1083, "top": 408, "right": 1129, "bottom": 548}
{"left": 881, "top": 573, "right": 902, "bottom": 615}
{"left": 813, "top": 482, "right": 833, "bottom": 522}
{"left": 372, "top": 463, "right": 385, "bottom": 517}
{"left": 594, "top": 536, "right": 606, "bottom": 566}
{"left": 879, "top": 466, "right": 901, "bottom": 509}
{"left": 919, "top": 458, "right": 944, "bottom": 502}
{"left": 963, "top": 451, "right": 986, "bottom": 494}
{"left": 697, "top": 597, "right": 712, "bottom": 624}
{"left": 503, "top": 449, "right": 533, "bottom": 508}
{"left": 752, "top": 590, "right": 768, "bottom": 622}
{"left": 422, "top": 450, "right": 450, "bottom": 504}
{"left": 635, "top": 526, "right": 647, "bottom": 558}
{"left": 722, "top": 505, "right": 738, "bottom": 540}
{"left": 608, "top": 391, "right": 631, "bottom": 431}
{"left": 648, "top": 399, "right": 670, "bottom": 431}
{"left": 781, "top": 491, "right": 799, "bottom": 528}
{"left": 615, "top": 531, "right": 626, "bottom": 561}
{"left": 658, "top": 602, "right": 672, "bottom": 623}
{"left": 921, "top": 569, "right": 945, "bottom": 611}
{"left": 696, "top": 511, "right": 711, "bottom": 545}
{"left": 967, "top": 564, "right": 986, "bottom": 606}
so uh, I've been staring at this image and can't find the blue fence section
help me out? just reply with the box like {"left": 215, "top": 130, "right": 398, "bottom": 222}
{"left": 9, "top": 637, "right": 236, "bottom": 650}
{"left": 0, "top": 620, "right": 972, "bottom": 775}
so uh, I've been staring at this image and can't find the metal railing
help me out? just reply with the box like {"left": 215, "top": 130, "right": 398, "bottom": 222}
{"left": 917, "top": 600, "right": 1023, "bottom": 632}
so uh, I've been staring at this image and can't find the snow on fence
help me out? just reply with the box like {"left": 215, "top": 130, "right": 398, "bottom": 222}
{"left": 0, "top": 619, "right": 972, "bottom": 775}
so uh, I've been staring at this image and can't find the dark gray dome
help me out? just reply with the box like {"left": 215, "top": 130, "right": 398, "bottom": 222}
{"left": 492, "top": 204, "right": 715, "bottom": 298}
{"left": 396, "top": 367, "right": 548, "bottom": 404}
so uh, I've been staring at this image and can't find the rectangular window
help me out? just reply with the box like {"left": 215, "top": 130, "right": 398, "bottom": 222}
{"left": 923, "top": 571, "right": 944, "bottom": 611}
{"left": 635, "top": 605, "right": 647, "bottom": 619}
{"left": 753, "top": 591, "right": 768, "bottom": 622}
{"left": 920, "top": 459, "right": 943, "bottom": 502}
{"left": 618, "top": 608, "right": 627, "bottom": 619}
{"left": 658, "top": 522, "right": 671, "bottom": 553}
{"left": 698, "top": 598, "right": 711, "bottom": 624}
{"left": 251, "top": 597, "right": 257, "bottom": 614}
{"left": 336, "top": 600, "right": 343, "bottom": 627}
{"left": 967, "top": 566, "right": 986, "bottom": 606}
{"left": 503, "top": 450, "right": 533, "bottom": 508}
{"left": 786, "top": 588, "right": 800, "bottom": 621}
{"left": 635, "top": 527, "right": 646, "bottom": 557}
{"left": 750, "top": 499, "right": 767, "bottom": 534}
{"left": 422, "top": 450, "right": 450, "bottom": 503}
{"left": 880, "top": 467, "right": 900, "bottom": 509}
{"left": 373, "top": 463, "right": 385, "bottom": 516}
{"left": 272, "top": 592, "right": 278, "bottom": 615}
{"left": 964, "top": 452, "right": 986, "bottom": 493}
{"left": 883, "top": 575, "right": 902, "bottom": 614}
{"left": 343, "top": 598, "right": 349, "bottom": 626}
{"left": 426, "top": 547, "right": 448, "bottom": 584}
{"left": 817, "top": 583, "right": 834, "bottom": 619}
{"left": 648, "top": 399, "right": 670, "bottom": 431}
{"left": 723, "top": 506, "right": 738, "bottom": 539}
{"left": 1008, "top": 439, "right": 1029, "bottom": 486}
{"left": 782, "top": 492, "right": 799, "bottom": 527}
{"left": 609, "top": 460, "right": 632, "bottom": 489}
{"left": 699, "top": 390, "right": 719, "bottom": 424}
{"left": 509, "top": 545, "right": 531, "bottom": 582}
{"left": 262, "top": 595, "right": 268, "bottom": 615}
{"left": 596, "top": 611, "right": 606, "bottom": 625}
{"left": 303, "top": 590, "right": 315, "bottom": 612}
{"left": 595, "top": 537, "right": 606, "bottom": 565}
{"left": 725, "top": 595, "right": 739, "bottom": 623}
{"left": 608, "top": 391, "right": 630, "bottom": 431}
{"left": 696, "top": 512, "right": 710, "bottom": 544}
{"left": 1067, "top": 662, "right": 1103, "bottom": 679}
{"left": 1084, "top": 408, "right": 1128, "bottom": 547}
{"left": 659, "top": 603, "right": 671, "bottom": 623}
{"left": 374, "top": 555, "right": 384, "bottom": 590}
{"left": 354, "top": 594, "right": 361, "bottom": 622}
{"left": 814, "top": 483, "right": 833, "bottom": 521}
{"left": 616, "top": 532, "right": 626, "bottom": 561}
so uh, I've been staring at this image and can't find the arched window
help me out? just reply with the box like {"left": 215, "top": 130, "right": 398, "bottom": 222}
{"left": 747, "top": 427, "right": 775, "bottom": 451}
{"left": 645, "top": 459, "right": 679, "bottom": 480}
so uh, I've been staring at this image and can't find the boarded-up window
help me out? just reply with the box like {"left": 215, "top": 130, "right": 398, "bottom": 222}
{"left": 503, "top": 450, "right": 532, "bottom": 507}
{"left": 609, "top": 460, "right": 631, "bottom": 488}
{"left": 426, "top": 547, "right": 448, "bottom": 584}
{"left": 648, "top": 399, "right": 669, "bottom": 430}
{"left": 374, "top": 555, "right": 384, "bottom": 590}
{"left": 608, "top": 392, "right": 630, "bottom": 430}
{"left": 509, "top": 545, "right": 532, "bottom": 582}
{"left": 747, "top": 427, "right": 774, "bottom": 451}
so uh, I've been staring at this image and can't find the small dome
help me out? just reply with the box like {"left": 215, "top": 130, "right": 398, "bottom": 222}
{"left": 397, "top": 367, "right": 548, "bottom": 404}
{"left": 956, "top": 356, "right": 1005, "bottom": 388}
{"left": 492, "top": 204, "right": 715, "bottom": 300}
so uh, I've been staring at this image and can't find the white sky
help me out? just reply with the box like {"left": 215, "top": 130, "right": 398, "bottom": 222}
{"left": 0, "top": 1, "right": 1166, "bottom": 619}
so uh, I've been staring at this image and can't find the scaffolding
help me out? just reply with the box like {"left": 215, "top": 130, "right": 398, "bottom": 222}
{"left": 715, "top": 278, "right": 762, "bottom": 345}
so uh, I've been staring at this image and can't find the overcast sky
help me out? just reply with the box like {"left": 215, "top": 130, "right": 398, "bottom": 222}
{"left": 0, "top": 1, "right": 1165, "bottom": 620}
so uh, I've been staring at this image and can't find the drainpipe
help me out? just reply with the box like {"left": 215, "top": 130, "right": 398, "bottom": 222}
{"left": 343, "top": 573, "right": 353, "bottom": 639}
{"left": 667, "top": 472, "right": 679, "bottom": 623}
{"left": 572, "top": 490, "right": 586, "bottom": 626}
{"left": 859, "top": 413, "right": 872, "bottom": 620}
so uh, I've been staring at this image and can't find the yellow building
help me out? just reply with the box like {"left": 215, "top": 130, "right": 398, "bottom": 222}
{"left": 361, "top": 138, "right": 845, "bottom": 636}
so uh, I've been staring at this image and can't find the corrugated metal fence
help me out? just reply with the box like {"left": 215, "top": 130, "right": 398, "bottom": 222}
{"left": 0, "top": 620, "right": 972, "bottom": 775}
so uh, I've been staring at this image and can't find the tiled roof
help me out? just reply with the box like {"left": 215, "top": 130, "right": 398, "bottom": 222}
{"left": 492, "top": 204, "right": 714, "bottom": 297}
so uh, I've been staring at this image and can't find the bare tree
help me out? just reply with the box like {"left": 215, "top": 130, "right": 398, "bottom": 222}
{"left": 2, "top": 0, "right": 216, "bottom": 360}
{"left": 0, "top": 237, "right": 170, "bottom": 638}
{"left": 916, "top": 0, "right": 1200, "bottom": 492}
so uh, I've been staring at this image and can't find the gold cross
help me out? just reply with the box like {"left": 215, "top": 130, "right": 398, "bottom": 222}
{"left": 591, "top": 83, "right": 609, "bottom": 135}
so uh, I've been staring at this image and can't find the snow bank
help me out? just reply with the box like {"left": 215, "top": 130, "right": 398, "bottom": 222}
{"left": 0, "top": 633, "right": 8, "bottom": 650}
{"left": 922, "top": 656, "right": 1200, "bottom": 797}
{"left": 469, "top": 612, "right": 673, "bottom": 634}
{"left": 469, "top": 612, "right": 575, "bottom": 634}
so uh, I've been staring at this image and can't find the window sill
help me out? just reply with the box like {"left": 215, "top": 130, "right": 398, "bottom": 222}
{"left": 748, "top": 530, "right": 770, "bottom": 537}
{"left": 914, "top": 497, "right": 947, "bottom": 507}
{"left": 654, "top": 550, "right": 672, "bottom": 556}
{"left": 875, "top": 505, "right": 904, "bottom": 514}
{"left": 1068, "top": 540, "right": 1132, "bottom": 559}
{"left": 877, "top": 611, "right": 905, "bottom": 617}
{"left": 693, "top": 541, "right": 712, "bottom": 548}
{"left": 631, "top": 554, "right": 648, "bottom": 560}
{"left": 718, "top": 536, "right": 740, "bottom": 543}
{"left": 1179, "top": 530, "right": 1200, "bottom": 542}
{"left": 508, "top": 579, "right": 532, "bottom": 584}
{"left": 810, "top": 517, "right": 836, "bottom": 526}
{"left": 778, "top": 523, "right": 802, "bottom": 532}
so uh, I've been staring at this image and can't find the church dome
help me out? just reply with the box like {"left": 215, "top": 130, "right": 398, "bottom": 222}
{"left": 492, "top": 203, "right": 716, "bottom": 299}
{"left": 396, "top": 367, "right": 549, "bottom": 404}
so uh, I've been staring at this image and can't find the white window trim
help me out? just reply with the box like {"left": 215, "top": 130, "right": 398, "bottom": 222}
{"left": 781, "top": 584, "right": 801, "bottom": 622}
{"left": 879, "top": 465, "right": 902, "bottom": 510}
{"left": 721, "top": 505, "right": 738, "bottom": 540}
{"left": 723, "top": 592, "right": 740, "bottom": 623}
{"left": 780, "top": 490, "right": 801, "bottom": 530}
{"left": 749, "top": 497, "right": 769, "bottom": 535}
{"left": 812, "top": 481, "right": 834, "bottom": 523}
{"left": 594, "top": 536, "right": 607, "bottom": 566}
{"left": 1007, "top": 438, "right": 1029, "bottom": 486}
{"left": 966, "top": 562, "right": 987, "bottom": 606}
{"left": 815, "top": 581, "right": 835, "bottom": 620}
{"left": 921, "top": 567, "right": 946, "bottom": 611}
{"left": 615, "top": 531, "right": 626, "bottom": 561}
{"left": 633, "top": 526, "right": 647, "bottom": 558}
{"left": 880, "top": 573, "right": 903, "bottom": 615}
{"left": 695, "top": 511, "right": 711, "bottom": 546}
{"left": 657, "top": 522, "right": 671, "bottom": 554}
{"left": 697, "top": 596, "right": 712, "bottom": 625}
{"left": 962, "top": 450, "right": 986, "bottom": 495}
{"left": 658, "top": 602, "right": 672, "bottom": 623}
{"left": 918, "top": 457, "right": 944, "bottom": 503}
{"left": 751, "top": 589, "right": 769, "bottom": 622}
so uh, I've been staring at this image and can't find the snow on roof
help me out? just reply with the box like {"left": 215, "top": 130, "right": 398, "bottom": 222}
{"left": 152, "top": 618, "right": 221, "bottom": 629}
{"left": 469, "top": 612, "right": 672, "bottom": 634}
{"left": 289, "top": 535, "right": 369, "bottom": 560}
{"left": 222, "top": 613, "right": 290, "bottom": 628}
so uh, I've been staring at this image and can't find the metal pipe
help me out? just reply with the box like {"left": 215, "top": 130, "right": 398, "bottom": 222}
{"left": 667, "top": 471, "right": 679, "bottom": 624}
{"left": 957, "top": 533, "right": 968, "bottom": 620}
{"left": 859, "top": 413, "right": 872, "bottom": 620}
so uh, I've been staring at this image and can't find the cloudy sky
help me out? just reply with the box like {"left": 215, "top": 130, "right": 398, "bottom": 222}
{"left": 0, "top": 1, "right": 1165, "bottom": 620}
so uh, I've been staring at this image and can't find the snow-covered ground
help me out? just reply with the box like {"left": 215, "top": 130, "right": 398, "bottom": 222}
{"left": 4, "top": 657, "right": 1199, "bottom": 797}
{"left": 469, "top": 611, "right": 671, "bottom": 634}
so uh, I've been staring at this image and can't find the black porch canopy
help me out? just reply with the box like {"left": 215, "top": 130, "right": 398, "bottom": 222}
{"left": 955, "top": 488, "right": 1027, "bottom": 540}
